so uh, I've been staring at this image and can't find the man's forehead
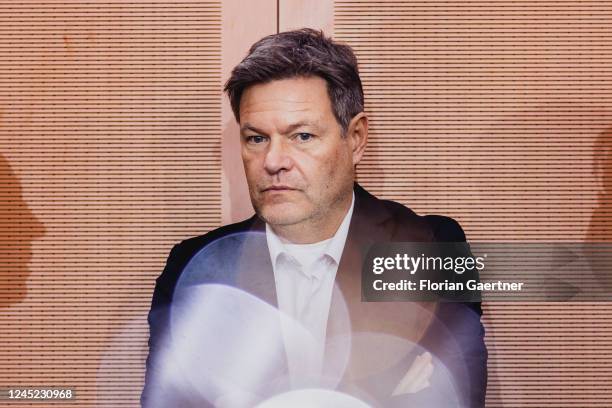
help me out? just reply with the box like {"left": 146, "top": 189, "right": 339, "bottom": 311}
{"left": 241, "top": 77, "right": 329, "bottom": 110}
{"left": 240, "top": 98, "right": 315, "bottom": 115}
{"left": 237, "top": 77, "right": 336, "bottom": 133}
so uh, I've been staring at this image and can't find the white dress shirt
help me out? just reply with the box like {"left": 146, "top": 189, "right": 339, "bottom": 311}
{"left": 265, "top": 193, "right": 355, "bottom": 385}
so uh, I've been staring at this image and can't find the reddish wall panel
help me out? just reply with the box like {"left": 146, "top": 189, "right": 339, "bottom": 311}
{"left": 0, "top": 1, "right": 222, "bottom": 406}
{"left": 335, "top": 0, "right": 612, "bottom": 406}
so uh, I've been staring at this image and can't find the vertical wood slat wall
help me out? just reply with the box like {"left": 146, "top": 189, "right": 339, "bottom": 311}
{"left": 335, "top": 0, "right": 612, "bottom": 406}
{"left": 0, "top": 1, "right": 221, "bottom": 406}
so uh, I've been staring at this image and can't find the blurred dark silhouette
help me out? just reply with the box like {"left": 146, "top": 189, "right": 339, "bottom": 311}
{"left": 0, "top": 154, "right": 45, "bottom": 307}
{"left": 586, "top": 127, "right": 612, "bottom": 289}
{"left": 588, "top": 126, "right": 612, "bottom": 242}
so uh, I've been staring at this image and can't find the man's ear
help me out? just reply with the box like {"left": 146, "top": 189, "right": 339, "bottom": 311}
{"left": 346, "top": 112, "right": 368, "bottom": 165}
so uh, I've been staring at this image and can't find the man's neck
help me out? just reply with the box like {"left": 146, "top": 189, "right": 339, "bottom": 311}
{"left": 269, "top": 193, "right": 353, "bottom": 244}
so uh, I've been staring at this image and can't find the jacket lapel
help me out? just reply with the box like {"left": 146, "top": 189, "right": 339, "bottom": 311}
{"left": 329, "top": 182, "right": 438, "bottom": 351}
{"left": 327, "top": 183, "right": 394, "bottom": 338}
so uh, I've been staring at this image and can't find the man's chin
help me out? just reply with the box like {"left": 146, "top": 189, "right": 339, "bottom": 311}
{"left": 257, "top": 203, "right": 309, "bottom": 227}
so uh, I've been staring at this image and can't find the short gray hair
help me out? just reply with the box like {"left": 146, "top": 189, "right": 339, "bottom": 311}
{"left": 224, "top": 28, "right": 364, "bottom": 134}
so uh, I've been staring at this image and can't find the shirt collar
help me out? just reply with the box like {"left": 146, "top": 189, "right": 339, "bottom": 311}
{"left": 266, "top": 191, "right": 355, "bottom": 266}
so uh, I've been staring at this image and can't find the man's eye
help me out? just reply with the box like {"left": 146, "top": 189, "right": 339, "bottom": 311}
{"left": 246, "top": 135, "right": 267, "bottom": 144}
{"left": 295, "top": 133, "right": 313, "bottom": 142}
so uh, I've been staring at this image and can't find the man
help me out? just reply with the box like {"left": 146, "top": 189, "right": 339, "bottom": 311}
{"left": 142, "top": 28, "right": 487, "bottom": 407}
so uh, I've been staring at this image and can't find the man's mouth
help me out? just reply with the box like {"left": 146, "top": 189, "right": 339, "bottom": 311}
{"left": 262, "top": 185, "right": 297, "bottom": 192}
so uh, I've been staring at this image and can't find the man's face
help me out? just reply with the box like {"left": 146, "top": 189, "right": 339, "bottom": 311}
{"left": 239, "top": 76, "right": 357, "bottom": 232}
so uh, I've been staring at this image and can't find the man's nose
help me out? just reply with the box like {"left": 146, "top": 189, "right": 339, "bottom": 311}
{"left": 263, "top": 138, "right": 293, "bottom": 174}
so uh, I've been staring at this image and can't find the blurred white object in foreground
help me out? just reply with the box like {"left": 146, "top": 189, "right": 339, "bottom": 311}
{"left": 255, "top": 389, "right": 372, "bottom": 408}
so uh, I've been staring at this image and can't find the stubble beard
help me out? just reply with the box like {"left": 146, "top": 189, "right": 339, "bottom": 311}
{"left": 253, "top": 192, "right": 315, "bottom": 228}
{"left": 255, "top": 183, "right": 352, "bottom": 235}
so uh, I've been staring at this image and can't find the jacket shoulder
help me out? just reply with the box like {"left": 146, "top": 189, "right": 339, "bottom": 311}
{"left": 176, "top": 216, "right": 256, "bottom": 255}
{"left": 376, "top": 198, "right": 466, "bottom": 242}
{"left": 154, "top": 216, "right": 256, "bottom": 297}
{"left": 424, "top": 214, "right": 467, "bottom": 242}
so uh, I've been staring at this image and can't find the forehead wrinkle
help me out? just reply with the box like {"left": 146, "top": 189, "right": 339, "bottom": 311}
{"left": 242, "top": 106, "right": 311, "bottom": 116}
{"left": 240, "top": 92, "right": 319, "bottom": 111}
{"left": 240, "top": 101, "right": 313, "bottom": 115}
{"left": 244, "top": 92, "right": 318, "bottom": 103}
{"left": 241, "top": 105, "right": 323, "bottom": 133}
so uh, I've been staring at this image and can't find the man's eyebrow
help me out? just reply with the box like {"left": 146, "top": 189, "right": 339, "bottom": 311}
{"left": 281, "top": 121, "right": 318, "bottom": 134}
{"left": 240, "top": 123, "right": 266, "bottom": 135}
{"left": 240, "top": 121, "right": 318, "bottom": 135}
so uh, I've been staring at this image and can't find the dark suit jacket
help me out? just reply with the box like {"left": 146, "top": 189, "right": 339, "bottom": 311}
{"left": 142, "top": 183, "right": 487, "bottom": 407}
